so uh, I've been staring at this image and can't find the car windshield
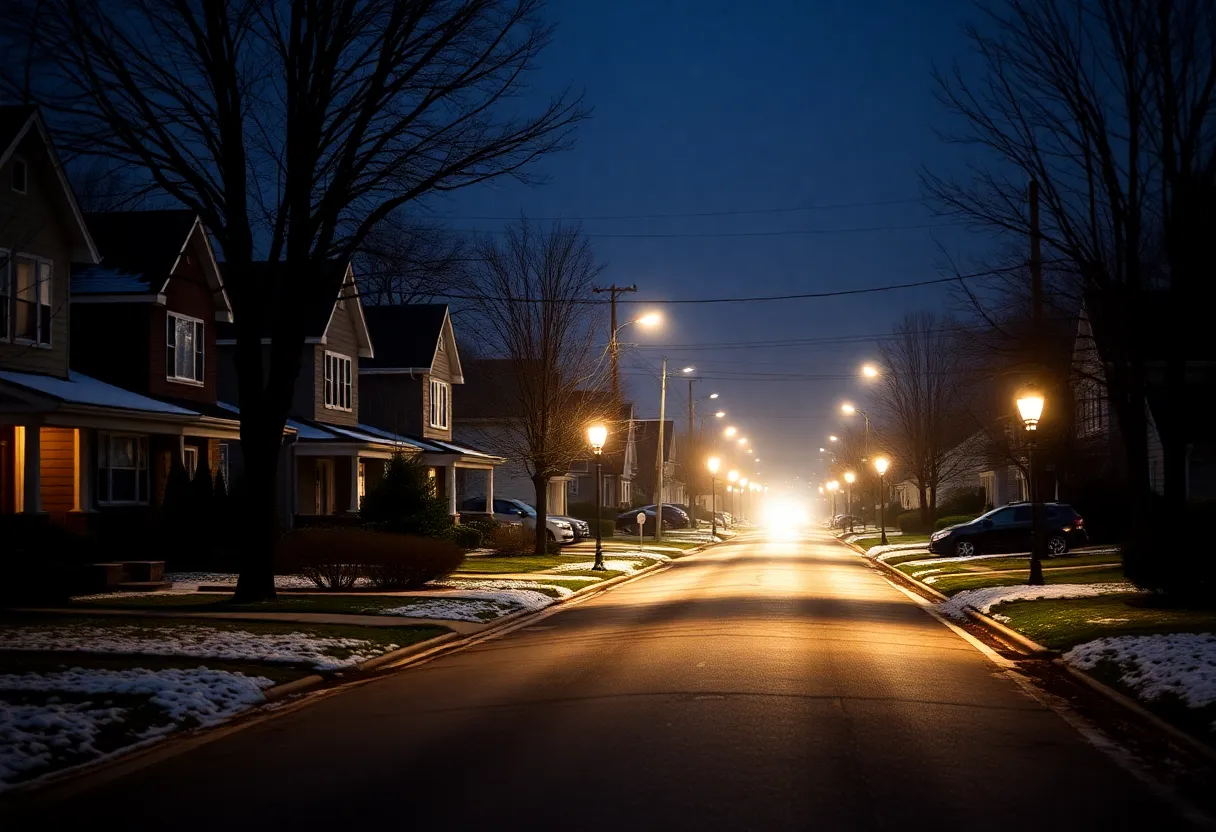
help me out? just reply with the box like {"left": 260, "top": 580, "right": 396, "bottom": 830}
{"left": 514, "top": 502, "right": 537, "bottom": 517}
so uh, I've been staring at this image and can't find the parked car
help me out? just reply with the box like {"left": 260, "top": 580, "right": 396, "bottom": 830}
{"left": 460, "top": 497, "right": 575, "bottom": 544}
{"left": 928, "top": 502, "right": 1088, "bottom": 557}
{"left": 713, "top": 511, "right": 732, "bottom": 529}
{"left": 830, "top": 514, "right": 863, "bottom": 530}
{"left": 615, "top": 504, "right": 690, "bottom": 533}
{"left": 552, "top": 515, "right": 591, "bottom": 540}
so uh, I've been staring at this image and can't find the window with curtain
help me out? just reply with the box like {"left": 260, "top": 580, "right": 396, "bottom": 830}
{"left": 97, "top": 433, "right": 149, "bottom": 505}
{"left": 166, "top": 312, "right": 204, "bottom": 383}
{"left": 4, "top": 255, "right": 51, "bottom": 346}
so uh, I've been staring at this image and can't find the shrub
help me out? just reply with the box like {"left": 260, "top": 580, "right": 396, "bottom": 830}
{"left": 444, "top": 525, "right": 484, "bottom": 550}
{"left": 276, "top": 528, "right": 362, "bottom": 589}
{"left": 487, "top": 524, "right": 535, "bottom": 555}
{"left": 1123, "top": 499, "right": 1216, "bottom": 601}
{"left": 595, "top": 519, "right": 616, "bottom": 539}
{"left": 938, "top": 487, "right": 986, "bottom": 516}
{"left": 360, "top": 453, "right": 452, "bottom": 538}
{"left": 460, "top": 517, "right": 500, "bottom": 542}
{"left": 934, "top": 514, "right": 979, "bottom": 531}
{"left": 897, "top": 511, "right": 927, "bottom": 534}
{"left": 361, "top": 535, "right": 465, "bottom": 590}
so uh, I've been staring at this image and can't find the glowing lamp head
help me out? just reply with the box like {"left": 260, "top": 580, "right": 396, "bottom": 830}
{"left": 874, "top": 456, "right": 890, "bottom": 475}
{"left": 841, "top": 403, "right": 856, "bottom": 415}
{"left": 636, "top": 312, "right": 662, "bottom": 327}
{"left": 1016, "top": 387, "right": 1045, "bottom": 431}
{"left": 682, "top": 366, "right": 696, "bottom": 374}
{"left": 727, "top": 470, "right": 739, "bottom": 483}
{"left": 746, "top": 448, "right": 753, "bottom": 454}
{"left": 818, "top": 486, "right": 825, "bottom": 495}
{"left": 715, "top": 410, "right": 726, "bottom": 418}
{"left": 707, "top": 456, "right": 721, "bottom": 475}
{"left": 709, "top": 392, "right": 719, "bottom": 399}
{"left": 738, "top": 437, "right": 748, "bottom": 445}
{"left": 827, "top": 480, "right": 839, "bottom": 492}
{"left": 724, "top": 426, "right": 738, "bottom": 438}
{"left": 586, "top": 423, "right": 608, "bottom": 453}
{"left": 862, "top": 364, "right": 879, "bottom": 378}
{"left": 844, "top": 471, "right": 856, "bottom": 484}
{"left": 829, "top": 435, "right": 838, "bottom": 442}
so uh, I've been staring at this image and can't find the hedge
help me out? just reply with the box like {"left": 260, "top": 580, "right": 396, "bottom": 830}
{"left": 896, "top": 511, "right": 927, "bottom": 534}
{"left": 934, "top": 514, "right": 980, "bottom": 531}
{"left": 277, "top": 527, "right": 465, "bottom": 589}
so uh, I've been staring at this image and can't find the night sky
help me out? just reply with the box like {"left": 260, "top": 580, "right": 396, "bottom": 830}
{"left": 437, "top": 0, "right": 991, "bottom": 489}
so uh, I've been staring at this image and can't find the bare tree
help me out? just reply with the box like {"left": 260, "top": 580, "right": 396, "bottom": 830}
{"left": 3, "top": 0, "right": 587, "bottom": 599}
{"left": 873, "top": 312, "right": 971, "bottom": 526}
{"left": 925, "top": 0, "right": 1216, "bottom": 541}
{"left": 357, "top": 214, "right": 471, "bottom": 305}
{"left": 469, "top": 220, "right": 605, "bottom": 554}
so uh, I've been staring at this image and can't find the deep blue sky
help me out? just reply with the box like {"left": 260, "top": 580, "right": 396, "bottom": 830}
{"left": 439, "top": 0, "right": 991, "bottom": 488}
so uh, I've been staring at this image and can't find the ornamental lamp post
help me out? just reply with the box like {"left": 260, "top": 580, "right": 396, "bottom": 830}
{"left": 826, "top": 480, "right": 839, "bottom": 520}
{"left": 587, "top": 423, "right": 609, "bottom": 571}
{"left": 874, "top": 456, "right": 890, "bottom": 545}
{"left": 1016, "top": 387, "right": 1047, "bottom": 586}
{"left": 707, "top": 456, "right": 721, "bottom": 537}
{"left": 843, "top": 471, "right": 857, "bottom": 532}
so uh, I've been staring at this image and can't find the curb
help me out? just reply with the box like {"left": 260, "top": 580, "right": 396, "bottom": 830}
{"left": 848, "top": 541, "right": 950, "bottom": 603}
{"left": 1055, "top": 659, "right": 1216, "bottom": 764}
{"left": 263, "top": 674, "right": 325, "bottom": 702}
{"left": 961, "top": 606, "right": 1053, "bottom": 656}
{"left": 354, "top": 631, "right": 462, "bottom": 672}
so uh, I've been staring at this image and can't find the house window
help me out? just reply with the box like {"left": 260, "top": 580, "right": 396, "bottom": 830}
{"left": 183, "top": 446, "right": 199, "bottom": 478}
{"left": 429, "top": 379, "right": 450, "bottom": 429}
{"left": 97, "top": 433, "right": 149, "bottom": 505}
{"left": 11, "top": 158, "right": 27, "bottom": 194}
{"left": 166, "top": 312, "right": 205, "bottom": 384}
{"left": 2, "top": 255, "right": 52, "bottom": 346}
{"left": 569, "top": 459, "right": 589, "bottom": 473}
{"left": 324, "top": 352, "right": 353, "bottom": 411}
{"left": 620, "top": 479, "right": 631, "bottom": 505}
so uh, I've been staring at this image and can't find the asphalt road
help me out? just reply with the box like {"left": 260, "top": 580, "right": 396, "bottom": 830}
{"left": 15, "top": 529, "right": 1191, "bottom": 830}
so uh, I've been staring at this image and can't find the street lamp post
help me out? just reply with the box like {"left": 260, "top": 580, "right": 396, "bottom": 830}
{"left": 874, "top": 456, "right": 890, "bottom": 545}
{"left": 841, "top": 402, "right": 871, "bottom": 461}
{"left": 707, "top": 456, "right": 721, "bottom": 538}
{"left": 843, "top": 471, "right": 857, "bottom": 532}
{"left": 1017, "top": 387, "right": 1047, "bottom": 586}
{"left": 827, "top": 480, "right": 839, "bottom": 520}
{"left": 727, "top": 470, "right": 739, "bottom": 520}
{"left": 587, "top": 424, "right": 609, "bottom": 571}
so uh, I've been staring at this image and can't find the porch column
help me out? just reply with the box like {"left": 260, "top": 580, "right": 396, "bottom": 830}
{"left": 76, "top": 429, "right": 92, "bottom": 511}
{"left": 484, "top": 466, "right": 494, "bottom": 514}
{"left": 22, "top": 424, "right": 41, "bottom": 513}
{"left": 349, "top": 454, "right": 361, "bottom": 513}
{"left": 446, "top": 465, "right": 457, "bottom": 518}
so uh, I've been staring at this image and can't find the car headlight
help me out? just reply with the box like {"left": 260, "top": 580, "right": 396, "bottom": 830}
{"left": 931, "top": 530, "right": 947, "bottom": 541}
{"left": 554, "top": 521, "right": 571, "bottom": 529}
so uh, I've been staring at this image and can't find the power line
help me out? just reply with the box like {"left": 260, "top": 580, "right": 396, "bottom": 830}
{"left": 445, "top": 221, "right": 955, "bottom": 239}
{"left": 433, "top": 197, "right": 925, "bottom": 222}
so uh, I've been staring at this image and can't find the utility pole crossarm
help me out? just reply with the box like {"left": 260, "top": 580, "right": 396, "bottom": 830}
{"left": 593, "top": 284, "right": 638, "bottom": 403}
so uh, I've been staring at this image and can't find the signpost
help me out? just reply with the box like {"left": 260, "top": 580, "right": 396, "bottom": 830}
{"left": 637, "top": 512, "right": 647, "bottom": 551}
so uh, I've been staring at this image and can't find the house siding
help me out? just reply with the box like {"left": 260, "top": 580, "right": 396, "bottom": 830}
{"left": 149, "top": 231, "right": 219, "bottom": 403}
{"left": 38, "top": 426, "right": 75, "bottom": 512}
{"left": 0, "top": 132, "right": 75, "bottom": 378}
{"left": 422, "top": 333, "right": 454, "bottom": 440}
{"left": 358, "top": 373, "right": 423, "bottom": 436}
{"left": 313, "top": 293, "right": 360, "bottom": 426}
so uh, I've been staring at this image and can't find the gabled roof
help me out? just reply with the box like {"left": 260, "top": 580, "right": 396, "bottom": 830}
{"left": 360, "top": 304, "right": 463, "bottom": 381}
{"left": 215, "top": 261, "right": 372, "bottom": 356}
{"left": 0, "top": 105, "right": 99, "bottom": 264}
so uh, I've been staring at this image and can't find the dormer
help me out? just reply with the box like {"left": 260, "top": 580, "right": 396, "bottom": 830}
{"left": 1, "top": 106, "right": 99, "bottom": 378}
{"left": 359, "top": 304, "right": 463, "bottom": 440}
{"left": 71, "top": 211, "right": 231, "bottom": 403}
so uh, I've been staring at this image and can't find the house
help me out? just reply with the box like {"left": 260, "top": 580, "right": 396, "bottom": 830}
{"left": 359, "top": 304, "right": 502, "bottom": 519}
{"left": 632, "top": 419, "right": 684, "bottom": 505}
{"left": 565, "top": 400, "right": 638, "bottom": 508}
{"left": 0, "top": 106, "right": 241, "bottom": 530}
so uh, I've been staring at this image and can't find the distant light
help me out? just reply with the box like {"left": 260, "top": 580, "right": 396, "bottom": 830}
{"left": 841, "top": 402, "right": 856, "bottom": 415}
{"left": 861, "top": 364, "right": 879, "bottom": 378}
{"left": 728, "top": 470, "right": 739, "bottom": 483}
{"left": 715, "top": 410, "right": 726, "bottom": 418}
{"left": 707, "top": 456, "right": 721, "bottom": 474}
{"left": 819, "top": 447, "right": 825, "bottom": 452}
{"left": 724, "top": 425, "right": 737, "bottom": 438}
{"left": 709, "top": 392, "right": 719, "bottom": 399}
{"left": 874, "top": 456, "right": 890, "bottom": 475}
{"left": 738, "top": 437, "right": 747, "bottom": 446}
{"left": 636, "top": 312, "right": 662, "bottom": 327}
{"left": 844, "top": 471, "right": 856, "bottom": 484}
{"left": 746, "top": 448, "right": 753, "bottom": 454}
{"left": 683, "top": 366, "right": 696, "bottom": 374}
{"left": 828, "top": 435, "right": 838, "bottom": 442}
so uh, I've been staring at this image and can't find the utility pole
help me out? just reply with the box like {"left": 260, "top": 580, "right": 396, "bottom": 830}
{"left": 655, "top": 357, "right": 667, "bottom": 541}
{"left": 593, "top": 284, "right": 637, "bottom": 402}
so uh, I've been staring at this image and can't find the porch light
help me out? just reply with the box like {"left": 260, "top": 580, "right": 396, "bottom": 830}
{"left": 587, "top": 423, "right": 608, "bottom": 453}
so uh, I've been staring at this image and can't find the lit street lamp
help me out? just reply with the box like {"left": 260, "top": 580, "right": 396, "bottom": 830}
{"left": 707, "top": 456, "right": 721, "bottom": 538}
{"left": 841, "top": 402, "right": 871, "bottom": 460}
{"left": 587, "top": 423, "right": 609, "bottom": 570}
{"left": 714, "top": 410, "right": 726, "bottom": 418}
{"left": 1017, "top": 386, "right": 1047, "bottom": 586}
{"left": 828, "top": 435, "right": 838, "bottom": 442}
{"left": 843, "top": 471, "right": 857, "bottom": 532}
{"left": 861, "top": 364, "right": 880, "bottom": 379}
{"left": 724, "top": 426, "right": 738, "bottom": 438}
{"left": 874, "top": 456, "right": 890, "bottom": 545}
{"left": 826, "top": 479, "right": 840, "bottom": 519}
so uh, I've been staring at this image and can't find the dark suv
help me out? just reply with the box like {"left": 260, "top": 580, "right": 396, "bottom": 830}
{"left": 928, "top": 502, "right": 1088, "bottom": 557}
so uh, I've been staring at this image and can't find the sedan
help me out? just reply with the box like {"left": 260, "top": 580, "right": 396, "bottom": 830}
{"left": 929, "top": 502, "right": 1088, "bottom": 557}
{"left": 552, "top": 515, "right": 591, "bottom": 540}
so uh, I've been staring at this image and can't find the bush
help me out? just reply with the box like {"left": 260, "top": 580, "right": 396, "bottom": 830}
{"left": 934, "top": 514, "right": 979, "bottom": 531}
{"left": 460, "top": 517, "right": 500, "bottom": 541}
{"left": 444, "top": 525, "right": 484, "bottom": 550}
{"left": 595, "top": 519, "right": 616, "bottom": 539}
{"left": 276, "top": 527, "right": 465, "bottom": 590}
{"left": 897, "top": 511, "right": 927, "bottom": 534}
{"left": 1123, "top": 499, "right": 1216, "bottom": 601}
{"left": 487, "top": 524, "right": 535, "bottom": 555}
{"left": 938, "top": 487, "right": 986, "bottom": 516}
{"left": 360, "top": 453, "right": 452, "bottom": 538}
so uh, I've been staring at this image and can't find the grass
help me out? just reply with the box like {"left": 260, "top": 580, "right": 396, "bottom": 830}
{"left": 855, "top": 533, "right": 932, "bottom": 548}
{"left": 876, "top": 551, "right": 935, "bottom": 567}
{"left": 992, "top": 593, "right": 1216, "bottom": 650}
{"left": 0, "top": 649, "right": 312, "bottom": 684}
{"left": 455, "top": 554, "right": 577, "bottom": 574}
{"left": 897, "top": 552, "right": 1122, "bottom": 577}
{"left": 928, "top": 565, "right": 1128, "bottom": 597}
{"left": 553, "top": 569, "right": 627, "bottom": 580}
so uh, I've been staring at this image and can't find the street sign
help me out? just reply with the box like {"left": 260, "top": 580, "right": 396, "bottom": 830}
{"left": 636, "top": 512, "right": 647, "bottom": 527}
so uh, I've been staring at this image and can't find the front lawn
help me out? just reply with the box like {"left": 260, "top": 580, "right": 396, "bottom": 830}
{"left": 927, "top": 565, "right": 1127, "bottom": 597}
{"left": 856, "top": 533, "right": 931, "bottom": 548}
{"left": 455, "top": 554, "right": 579, "bottom": 574}
{"left": 898, "top": 552, "right": 1122, "bottom": 578}
{"left": 993, "top": 594, "right": 1216, "bottom": 651}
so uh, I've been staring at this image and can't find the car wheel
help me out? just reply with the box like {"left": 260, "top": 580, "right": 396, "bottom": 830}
{"left": 547, "top": 530, "right": 556, "bottom": 543}
{"left": 954, "top": 539, "right": 977, "bottom": 558}
{"left": 1047, "top": 535, "right": 1068, "bottom": 556}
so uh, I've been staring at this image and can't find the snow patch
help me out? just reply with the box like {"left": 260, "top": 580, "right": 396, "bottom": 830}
{"left": 1065, "top": 634, "right": 1216, "bottom": 715}
{"left": 872, "top": 545, "right": 931, "bottom": 561}
{"left": 938, "top": 582, "right": 1137, "bottom": 620}
{"left": 550, "top": 558, "right": 658, "bottom": 575}
{"left": 378, "top": 588, "right": 558, "bottom": 622}
{"left": 911, "top": 568, "right": 944, "bottom": 579}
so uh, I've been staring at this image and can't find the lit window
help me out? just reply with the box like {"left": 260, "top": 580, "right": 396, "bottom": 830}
{"left": 166, "top": 312, "right": 204, "bottom": 383}
{"left": 429, "top": 378, "right": 450, "bottom": 428}
{"left": 183, "top": 446, "right": 199, "bottom": 478}
{"left": 97, "top": 433, "right": 149, "bottom": 504}
{"left": 324, "top": 352, "right": 353, "bottom": 411}
{"left": 3, "top": 255, "right": 51, "bottom": 346}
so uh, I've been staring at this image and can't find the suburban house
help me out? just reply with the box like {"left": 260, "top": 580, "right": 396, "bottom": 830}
{"left": 632, "top": 418, "right": 685, "bottom": 505}
{"left": 566, "top": 400, "right": 638, "bottom": 508}
{"left": 359, "top": 303, "right": 502, "bottom": 520}
{"left": 0, "top": 106, "right": 241, "bottom": 530}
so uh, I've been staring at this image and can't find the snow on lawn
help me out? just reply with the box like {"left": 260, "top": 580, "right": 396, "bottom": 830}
{"left": 550, "top": 558, "right": 662, "bottom": 574}
{"left": 378, "top": 588, "right": 559, "bottom": 622}
{"left": 900, "top": 548, "right": 1122, "bottom": 570}
{"left": 939, "top": 582, "right": 1138, "bottom": 620}
{"left": 165, "top": 572, "right": 373, "bottom": 590}
{"left": 435, "top": 579, "right": 576, "bottom": 598}
{"left": 0, "top": 667, "right": 273, "bottom": 791}
{"left": 872, "top": 545, "right": 931, "bottom": 561}
{"left": 1065, "top": 634, "right": 1216, "bottom": 716}
{"left": 0, "top": 624, "right": 396, "bottom": 671}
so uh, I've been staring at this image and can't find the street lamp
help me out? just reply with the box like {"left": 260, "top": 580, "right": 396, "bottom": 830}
{"left": 1017, "top": 386, "right": 1047, "bottom": 585}
{"left": 587, "top": 423, "right": 609, "bottom": 571}
{"left": 843, "top": 471, "right": 857, "bottom": 532}
{"left": 607, "top": 312, "right": 661, "bottom": 401}
{"left": 861, "top": 364, "right": 880, "bottom": 379}
{"left": 707, "top": 456, "right": 721, "bottom": 538}
{"left": 841, "top": 402, "right": 871, "bottom": 460}
{"left": 874, "top": 456, "right": 890, "bottom": 545}
{"left": 826, "top": 479, "right": 839, "bottom": 519}
{"left": 738, "top": 437, "right": 748, "bottom": 446}
{"left": 715, "top": 410, "right": 726, "bottom": 418}
{"left": 724, "top": 426, "right": 738, "bottom": 438}
{"left": 828, "top": 435, "right": 838, "bottom": 442}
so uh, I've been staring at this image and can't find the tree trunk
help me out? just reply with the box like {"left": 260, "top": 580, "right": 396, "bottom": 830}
{"left": 917, "top": 483, "right": 929, "bottom": 527}
{"left": 233, "top": 405, "right": 282, "bottom": 602}
{"left": 532, "top": 472, "right": 549, "bottom": 556}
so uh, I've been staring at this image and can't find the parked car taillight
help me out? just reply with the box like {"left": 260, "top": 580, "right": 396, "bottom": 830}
{"left": 1075, "top": 516, "right": 1084, "bottom": 528}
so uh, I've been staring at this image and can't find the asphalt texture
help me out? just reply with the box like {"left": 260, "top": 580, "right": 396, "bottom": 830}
{"left": 10, "top": 529, "right": 1192, "bottom": 830}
